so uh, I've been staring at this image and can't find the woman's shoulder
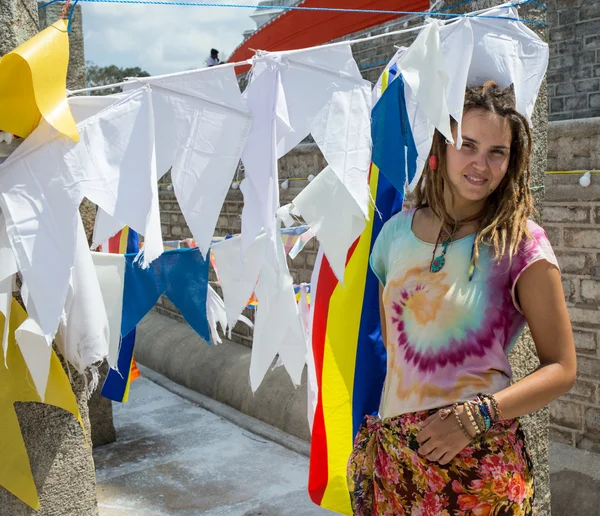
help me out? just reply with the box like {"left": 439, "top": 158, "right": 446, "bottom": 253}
{"left": 510, "top": 218, "right": 558, "bottom": 273}
{"left": 520, "top": 219, "right": 554, "bottom": 251}
{"left": 381, "top": 207, "right": 416, "bottom": 235}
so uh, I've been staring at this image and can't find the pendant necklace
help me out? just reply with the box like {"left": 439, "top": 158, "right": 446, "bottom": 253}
{"left": 430, "top": 210, "right": 484, "bottom": 275}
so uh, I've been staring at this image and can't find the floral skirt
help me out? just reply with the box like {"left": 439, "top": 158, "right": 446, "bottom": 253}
{"left": 347, "top": 411, "right": 534, "bottom": 515}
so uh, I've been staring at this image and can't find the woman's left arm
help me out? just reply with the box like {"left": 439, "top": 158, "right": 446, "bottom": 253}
{"left": 416, "top": 260, "right": 576, "bottom": 464}
{"left": 493, "top": 259, "right": 577, "bottom": 419}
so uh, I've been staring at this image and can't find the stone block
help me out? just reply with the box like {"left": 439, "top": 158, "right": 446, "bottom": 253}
{"left": 564, "top": 228, "right": 600, "bottom": 248}
{"left": 558, "top": 8, "right": 578, "bottom": 26}
{"left": 581, "top": 279, "right": 600, "bottom": 304}
{"left": 170, "top": 225, "right": 182, "bottom": 237}
{"left": 584, "top": 34, "right": 600, "bottom": 51}
{"left": 591, "top": 92, "right": 600, "bottom": 109}
{"left": 562, "top": 278, "right": 578, "bottom": 303}
{"left": 549, "top": 112, "right": 576, "bottom": 122}
{"left": 543, "top": 205, "right": 590, "bottom": 223}
{"left": 576, "top": 436, "right": 600, "bottom": 454}
{"left": 547, "top": 70, "right": 570, "bottom": 85}
{"left": 580, "top": 3, "right": 600, "bottom": 21}
{"left": 555, "top": 82, "right": 575, "bottom": 96}
{"left": 549, "top": 425, "right": 575, "bottom": 446}
{"left": 545, "top": 182, "right": 600, "bottom": 203}
{"left": 550, "top": 97, "right": 565, "bottom": 113}
{"left": 564, "top": 378, "right": 597, "bottom": 402}
{"left": 576, "top": 51, "right": 598, "bottom": 67}
{"left": 578, "top": 355, "right": 600, "bottom": 379}
{"left": 545, "top": 225, "right": 562, "bottom": 247}
{"left": 568, "top": 306, "right": 600, "bottom": 325}
{"left": 585, "top": 407, "right": 600, "bottom": 438}
{"left": 573, "top": 329, "right": 598, "bottom": 353}
{"left": 555, "top": 252, "right": 594, "bottom": 274}
{"left": 549, "top": 399, "right": 584, "bottom": 430}
{"left": 573, "top": 67, "right": 594, "bottom": 81}
{"left": 550, "top": 25, "right": 575, "bottom": 43}
{"left": 565, "top": 94, "right": 588, "bottom": 111}
{"left": 575, "top": 19, "right": 600, "bottom": 39}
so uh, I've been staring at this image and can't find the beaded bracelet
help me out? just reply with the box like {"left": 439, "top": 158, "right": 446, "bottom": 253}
{"left": 473, "top": 402, "right": 488, "bottom": 432}
{"left": 478, "top": 392, "right": 505, "bottom": 421}
{"left": 452, "top": 403, "right": 473, "bottom": 441}
{"left": 478, "top": 400, "right": 492, "bottom": 431}
{"left": 463, "top": 402, "right": 482, "bottom": 436}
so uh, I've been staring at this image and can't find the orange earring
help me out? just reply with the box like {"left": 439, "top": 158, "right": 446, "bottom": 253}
{"left": 429, "top": 156, "right": 439, "bottom": 171}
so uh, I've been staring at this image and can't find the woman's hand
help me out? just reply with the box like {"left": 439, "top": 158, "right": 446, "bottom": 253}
{"left": 415, "top": 406, "right": 474, "bottom": 465}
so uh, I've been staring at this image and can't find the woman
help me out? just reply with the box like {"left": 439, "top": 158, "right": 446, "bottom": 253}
{"left": 347, "top": 82, "right": 576, "bottom": 515}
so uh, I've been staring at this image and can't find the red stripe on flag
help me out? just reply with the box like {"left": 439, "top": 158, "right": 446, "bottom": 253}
{"left": 107, "top": 231, "right": 122, "bottom": 254}
{"left": 308, "top": 240, "right": 360, "bottom": 504}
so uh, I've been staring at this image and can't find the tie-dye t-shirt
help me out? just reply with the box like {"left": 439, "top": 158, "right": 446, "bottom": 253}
{"left": 370, "top": 208, "right": 559, "bottom": 418}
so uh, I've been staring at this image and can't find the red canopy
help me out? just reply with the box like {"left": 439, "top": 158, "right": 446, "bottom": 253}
{"left": 229, "top": 0, "right": 430, "bottom": 73}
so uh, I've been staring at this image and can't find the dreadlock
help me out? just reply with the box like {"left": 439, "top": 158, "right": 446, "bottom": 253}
{"left": 415, "top": 81, "right": 534, "bottom": 264}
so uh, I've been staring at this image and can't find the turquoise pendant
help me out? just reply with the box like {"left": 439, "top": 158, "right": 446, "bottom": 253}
{"left": 431, "top": 241, "right": 449, "bottom": 273}
{"left": 431, "top": 255, "right": 445, "bottom": 272}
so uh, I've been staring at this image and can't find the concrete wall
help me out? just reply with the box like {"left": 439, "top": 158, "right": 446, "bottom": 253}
{"left": 547, "top": 0, "right": 600, "bottom": 121}
{"left": 0, "top": 0, "right": 39, "bottom": 56}
{"left": 38, "top": 3, "right": 86, "bottom": 91}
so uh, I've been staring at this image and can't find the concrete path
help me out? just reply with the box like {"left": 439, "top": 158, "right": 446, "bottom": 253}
{"left": 94, "top": 375, "right": 333, "bottom": 515}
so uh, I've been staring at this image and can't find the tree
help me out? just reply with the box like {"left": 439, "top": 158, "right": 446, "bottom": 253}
{"left": 85, "top": 62, "right": 151, "bottom": 95}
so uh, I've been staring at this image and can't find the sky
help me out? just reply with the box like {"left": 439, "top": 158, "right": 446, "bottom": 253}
{"left": 82, "top": 1, "right": 261, "bottom": 75}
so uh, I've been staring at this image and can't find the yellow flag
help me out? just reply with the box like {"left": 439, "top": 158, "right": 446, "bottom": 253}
{"left": 0, "top": 299, "right": 84, "bottom": 510}
{"left": 0, "top": 19, "right": 79, "bottom": 141}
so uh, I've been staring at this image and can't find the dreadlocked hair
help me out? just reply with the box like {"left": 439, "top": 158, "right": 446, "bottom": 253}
{"left": 415, "top": 81, "right": 534, "bottom": 264}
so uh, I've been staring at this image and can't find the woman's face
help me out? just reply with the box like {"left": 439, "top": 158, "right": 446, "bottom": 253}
{"left": 444, "top": 108, "right": 512, "bottom": 208}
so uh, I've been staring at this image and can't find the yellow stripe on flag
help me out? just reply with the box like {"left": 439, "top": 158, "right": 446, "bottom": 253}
{"left": 118, "top": 227, "right": 129, "bottom": 254}
{"left": 319, "top": 164, "right": 381, "bottom": 514}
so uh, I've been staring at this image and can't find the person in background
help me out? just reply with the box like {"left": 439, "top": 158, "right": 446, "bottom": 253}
{"left": 206, "top": 48, "right": 220, "bottom": 67}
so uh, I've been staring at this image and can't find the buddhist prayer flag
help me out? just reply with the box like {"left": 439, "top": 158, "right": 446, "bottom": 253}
{"left": 101, "top": 228, "right": 141, "bottom": 403}
{"left": 308, "top": 67, "right": 411, "bottom": 514}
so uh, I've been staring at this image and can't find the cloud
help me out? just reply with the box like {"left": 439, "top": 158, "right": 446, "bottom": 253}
{"left": 82, "top": 1, "right": 260, "bottom": 75}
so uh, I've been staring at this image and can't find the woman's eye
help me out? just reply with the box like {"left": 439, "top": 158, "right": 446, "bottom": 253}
{"left": 491, "top": 149, "right": 506, "bottom": 156}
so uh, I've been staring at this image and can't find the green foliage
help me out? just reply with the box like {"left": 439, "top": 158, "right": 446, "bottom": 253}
{"left": 85, "top": 62, "right": 150, "bottom": 95}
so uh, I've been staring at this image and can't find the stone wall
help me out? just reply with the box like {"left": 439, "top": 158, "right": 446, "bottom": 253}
{"left": 545, "top": 118, "right": 600, "bottom": 453}
{"left": 547, "top": 0, "right": 600, "bottom": 121}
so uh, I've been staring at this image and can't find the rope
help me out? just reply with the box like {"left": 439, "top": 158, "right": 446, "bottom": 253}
{"left": 67, "top": 0, "right": 80, "bottom": 31}
{"left": 39, "top": 0, "right": 548, "bottom": 25}
{"left": 60, "top": 0, "right": 72, "bottom": 18}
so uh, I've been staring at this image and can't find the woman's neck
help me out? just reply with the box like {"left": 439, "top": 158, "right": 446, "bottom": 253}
{"left": 443, "top": 191, "right": 486, "bottom": 222}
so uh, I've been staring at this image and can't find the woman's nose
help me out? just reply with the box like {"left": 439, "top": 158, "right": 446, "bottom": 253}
{"left": 471, "top": 152, "right": 487, "bottom": 170}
